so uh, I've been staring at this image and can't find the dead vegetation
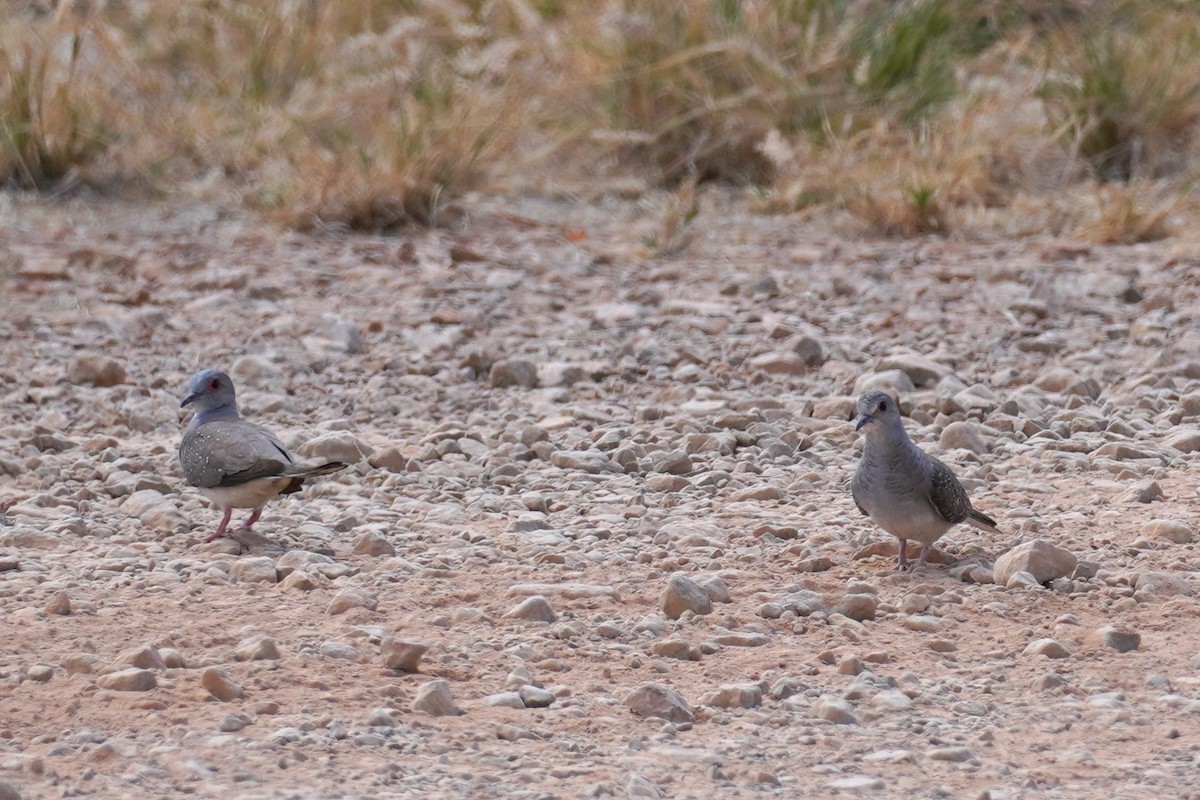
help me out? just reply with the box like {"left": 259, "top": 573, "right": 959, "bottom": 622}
{"left": 2, "top": 0, "right": 1198, "bottom": 240}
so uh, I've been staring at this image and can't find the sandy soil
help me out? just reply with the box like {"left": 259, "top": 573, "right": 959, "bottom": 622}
{"left": 1, "top": 189, "right": 1199, "bottom": 800}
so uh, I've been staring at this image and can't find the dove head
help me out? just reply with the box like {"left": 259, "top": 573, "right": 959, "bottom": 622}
{"left": 181, "top": 369, "right": 238, "bottom": 417}
{"left": 854, "top": 390, "right": 902, "bottom": 433}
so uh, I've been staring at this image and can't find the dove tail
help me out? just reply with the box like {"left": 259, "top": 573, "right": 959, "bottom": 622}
{"left": 966, "top": 508, "right": 1000, "bottom": 534}
{"left": 279, "top": 462, "right": 348, "bottom": 495}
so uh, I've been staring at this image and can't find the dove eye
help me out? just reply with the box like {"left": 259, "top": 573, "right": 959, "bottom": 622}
{"left": 878, "top": 400, "right": 888, "bottom": 412}
{"left": 209, "top": 379, "right": 221, "bottom": 390}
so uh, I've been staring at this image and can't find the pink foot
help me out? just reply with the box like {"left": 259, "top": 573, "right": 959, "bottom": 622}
{"left": 204, "top": 508, "right": 233, "bottom": 542}
{"left": 236, "top": 508, "right": 263, "bottom": 531}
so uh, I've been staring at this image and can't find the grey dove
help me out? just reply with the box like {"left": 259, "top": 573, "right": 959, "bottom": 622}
{"left": 851, "top": 390, "right": 999, "bottom": 570}
{"left": 179, "top": 369, "right": 347, "bottom": 542}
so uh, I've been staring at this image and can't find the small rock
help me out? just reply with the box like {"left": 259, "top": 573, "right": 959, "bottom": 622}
{"left": 27, "top": 665, "right": 53, "bottom": 682}
{"left": 234, "top": 635, "right": 282, "bottom": 662}
{"left": 352, "top": 531, "right": 396, "bottom": 556}
{"left": 201, "top": 667, "right": 245, "bottom": 701}
{"left": 489, "top": 359, "right": 539, "bottom": 389}
{"left": 651, "top": 639, "right": 702, "bottom": 661}
{"left": 853, "top": 369, "right": 915, "bottom": 397}
{"left": 219, "top": 713, "right": 252, "bottom": 732}
{"left": 1098, "top": 627, "right": 1141, "bottom": 653}
{"left": 1023, "top": 638, "right": 1071, "bottom": 659}
{"left": 518, "top": 685, "right": 556, "bottom": 708}
{"left": 411, "top": 679, "right": 462, "bottom": 716}
{"left": 694, "top": 574, "right": 730, "bottom": 603}
{"left": 381, "top": 637, "right": 428, "bottom": 672}
{"left": 1123, "top": 479, "right": 1164, "bottom": 503}
{"left": 626, "top": 774, "right": 663, "bottom": 799}
{"left": 281, "top": 571, "right": 320, "bottom": 591}
{"left": 549, "top": 450, "right": 615, "bottom": 474}
{"left": 229, "top": 557, "right": 278, "bottom": 585}
{"left": 113, "top": 644, "right": 167, "bottom": 671}
{"left": 298, "top": 431, "right": 373, "bottom": 462}
{"left": 939, "top": 421, "right": 988, "bottom": 454}
{"left": 1142, "top": 519, "right": 1193, "bottom": 544}
{"left": 44, "top": 591, "right": 71, "bottom": 616}
{"left": 651, "top": 451, "right": 692, "bottom": 475}
{"left": 66, "top": 354, "right": 126, "bottom": 387}
{"left": 829, "top": 777, "right": 885, "bottom": 790}
{"left": 834, "top": 594, "right": 877, "bottom": 621}
{"left": 812, "top": 696, "right": 858, "bottom": 725}
{"left": 624, "top": 683, "right": 694, "bottom": 722}
{"left": 504, "top": 595, "right": 557, "bottom": 623}
{"left": 699, "top": 683, "right": 763, "bottom": 709}
{"left": 485, "top": 692, "right": 526, "bottom": 709}
{"left": 326, "top": 586, "right": 378, "bottom": 615}
{"left": 993, "top": 540, "right": 1076, "bottom": 585}
{"left": 0, "top": 780, "right": 24, "bottom": 800}
{"left": 1134, "top": 571, "right": 1194, "bottom": 598}
{"left": 747, "top": 352, "right": 810, "bottom": 375}
{"left": 319, "top": 642, "right": 360, "bottom": 661}
{"left": 96, "top": 668, "right": 156, "bottom": 692}
{"left": 877, "top": 352, "right": 948, "bottom": 386}
{"left": 927, "top": 746, "right": 976, "bottom": 763}
{"left": 659, "top": 574, "right": 713, "bottom": 620}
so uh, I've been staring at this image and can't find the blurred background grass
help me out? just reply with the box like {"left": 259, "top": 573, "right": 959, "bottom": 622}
{"left": 3, "top": 0, "right": 1199, "bottom": 240}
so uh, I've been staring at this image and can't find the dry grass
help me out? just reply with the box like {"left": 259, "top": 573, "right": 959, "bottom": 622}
{"left": 0, "top": 12, "right": 112, "bottom": 187}
{"left": 1, "top": 0, "right": 1199, "bottom": 238}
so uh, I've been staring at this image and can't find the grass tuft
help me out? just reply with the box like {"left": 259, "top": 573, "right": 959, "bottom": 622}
{"left": 0, "top": 16, "right": 110, "bottom": 187}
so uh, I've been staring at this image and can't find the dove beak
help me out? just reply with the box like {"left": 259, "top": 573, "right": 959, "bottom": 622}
{"left": 180, "top": 392, "right": 200, "bottom": 409}
{"left": 854, "top": 413, "right": 871, "bottom": 431}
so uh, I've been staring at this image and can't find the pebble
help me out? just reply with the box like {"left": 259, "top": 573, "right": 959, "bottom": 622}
{"left": 812, "top": 696, "right": 858, "bottom": 725}
{"left": 939, "top": 420, "right": 988, "bottom": 454}
{"left": 229, "top": 557, "right": 278, "bottom": 585}
{"left": 549, "top": 450, "right": 616, "bottom": 474}
{"left": 411, "top": 679, "right": 462, "bottom": 717}
{"left": 517, "top": 685, "right": 556, "bottom": 708}
{"left": 489, "top": 359, "right": 539, "bottom": 388}
{"left": 66, "top": 354, "right": 126, "bottom": 387}
{"left": 993, "top": 539, "right": 1077, "bottom": 585}
{"left": 659, "top": 574, "right": 713, "bottom": 620}
{"left": 1097, "top": 627, "right": 1141, "bottom": 653}
{"left": 234, "top": 635, "right": 281, "bottom": 662}
{"left": 114, "top": 645, "right": 167, "bottom": 671}
{"left": 828, "top": 776, "right": 885, "bottom": 790}
{"left": 326, "top": 586, "right": 378, "bottom": 615}
{"left": 298, "top": 431, "right": 374, "bottom": 462}
{"left": 319, "top": 642, "right": 361, "bottom": 661}
{"left": 201, "top": 667, "right": 245, "bottom": 702}
{"left": 352, "top": 531, "right": 396, "bottom": 556}
{"left": 651, "top": 639, "right": 702, "bottom": 661}
{"left": 380, "top": 637, "right": 428, "bottom": 672}
{"left": 0, "top": 781, "right": 23, "bottom": 800}
{"left": 698, "top": 683, "right": 763, "bottom": 709}
{"left": 44, "top": 591, "right": 71, "bottom": 616}
{"left": 1142, "top": 519, "right": 1194, "bottom": 544}
{"left": 927, "top": 746, "right": 976, "bottom": 763}
{"left": 485, "top": 692, "right": 526, "bottom": 709}
{"left": 624, "top": 683, "right": 694, "bottom": 723}
{"left": 834, "top": 594, "right": 877, "bottom": 621}
{"left": 505, "top": 595, "right": 557, "bottom": 622}
{"left": 96, "top": 668, "right": 156, "bottom": 692}
{"left": 1023, "top": 638, "right": 1071, "bottom": 659}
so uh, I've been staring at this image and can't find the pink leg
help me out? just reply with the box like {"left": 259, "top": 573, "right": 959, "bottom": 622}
{"left": 915, "top": 543, "right": 932, "bottom": 569}
{"left": 896, "top": 538, "right": 909, "bottom": 570}
{"left": 204, "top": 508, "right": 233, "bottom": 542}
{"left": 237, "top": 508, "right": 264, "bottom": 531}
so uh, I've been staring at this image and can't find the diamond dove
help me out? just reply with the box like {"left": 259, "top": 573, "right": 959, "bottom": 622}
{"left": 178, "top": 369, "right": 347, "bottom": 542}
{"left": 851, "top": 390, "right": 999, "bottom": 569}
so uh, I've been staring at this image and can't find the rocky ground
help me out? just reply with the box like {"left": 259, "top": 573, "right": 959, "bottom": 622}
{"left": 1, "top": 189, "right": 1199, "bottom": 800}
